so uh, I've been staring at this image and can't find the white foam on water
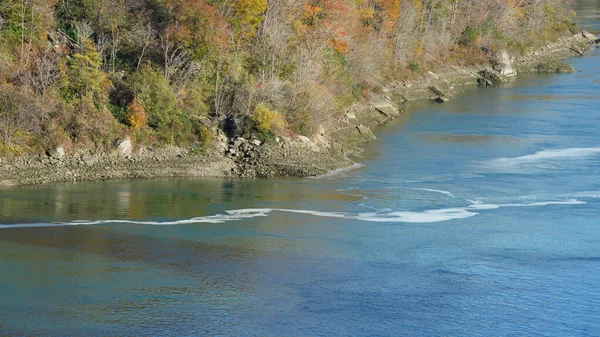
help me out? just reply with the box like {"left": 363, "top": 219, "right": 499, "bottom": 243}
{"left": 0, "top": 209, "right": 273, "bottom": 229}
{"left": 466, "top": 199, "right": 586, "bottom": 210}
{"left": 309, "top": 162, "right": 366, "bottom": 179}
{"left": 406, "top": 188, "right": 455, "bottom": 197}
{"left": 475, "top": 147, "right": 600, "bottom": 172}
{"left": 353, "top": 208, "right": 476, "bottom": 223}
{"left": 570, "top": 191, "right": 600, "bottom": 198}
{"left": 0, "top": 197, "right": 587, "bottom": 229}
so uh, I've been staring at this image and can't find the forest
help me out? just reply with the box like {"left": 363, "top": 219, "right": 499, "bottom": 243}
{"left": 0, "top": 0, "right": 576, "bottom": 155}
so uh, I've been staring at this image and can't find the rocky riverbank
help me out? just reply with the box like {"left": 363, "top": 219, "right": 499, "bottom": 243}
{"left": 1, "top": 32, "right": 597, "bottom": 188}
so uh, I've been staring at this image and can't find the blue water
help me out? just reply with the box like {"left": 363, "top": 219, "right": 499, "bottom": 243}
{"left": 2, "top": 7, "right": 600, "bottom": 337}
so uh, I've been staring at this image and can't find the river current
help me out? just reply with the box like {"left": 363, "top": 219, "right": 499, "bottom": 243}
{"left": 2, "top": 4, "right": 600, "bottom": 337}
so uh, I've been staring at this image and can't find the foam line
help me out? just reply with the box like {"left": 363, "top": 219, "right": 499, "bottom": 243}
{"left": 0, "top": 199, "right": 587, "bottom": 229}
{"left": 309, "top": 162, "right": 366, "bottom": 179}
{"left": 571, "top": 191, "right": 600, "bottom": 198}
{"left": 0, "top": 209, "right": 273, "bottom": 229}
{"left": 406, "top": 188, "right": 455, "bottom": 197}
{"left": 466, "top": 199, "right": 586, "bottom": 210}
{"left": 475, "top": 147, "right": 600, "bottom": 171}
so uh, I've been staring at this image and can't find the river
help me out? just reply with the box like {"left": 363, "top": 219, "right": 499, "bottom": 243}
{"left": 2, "top": 4, "right": 600, "bottom": 337}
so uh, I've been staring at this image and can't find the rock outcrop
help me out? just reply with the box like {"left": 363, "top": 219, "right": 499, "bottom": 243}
{"left": 48, "top": 145, "right": 66, "bottom": 159}
{"left": 368, "top": 92, "right": 401, "bottom": 117}
{"left": 493, "top": 50, "right": 518, "bottom": 77}
{"left": 356, "top": 125, "right": 376, "bottom": 140}
{"left": 478, "top": 69, "right": 507, "bottom": 86}
{"left": 429, "top": 86, "right": 450, "bottom": 103}
{"left": 582, "top": 31, "right": 597, "bottom": 42}
{"left": 535, "top": 62, "right": 575, "bottom": 73}
{"left": 114, "top": 136, "right": 133, "bottom": 157}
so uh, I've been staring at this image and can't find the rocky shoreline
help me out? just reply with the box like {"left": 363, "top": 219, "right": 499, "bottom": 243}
{"left": 1, "top": 32, "right": 597, "bottom": 188}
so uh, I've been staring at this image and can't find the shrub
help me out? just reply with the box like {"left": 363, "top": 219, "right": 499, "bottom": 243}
{"left": 125, "top": 98, "right": 147, "bottom": 129}
{"left": 196, "top": 124, "right": 214, "bottom": 148}
{"left": 129, "top": 64, "right": 178, "bottom": 131}
{"left": 253, "top": 103, "right": 286, "bottom": 135}
{"left": 60, "top": 39, "right": 112, "bottom": 106}
{"left": 409, "top": 61, "right": 420, "bottom": 72}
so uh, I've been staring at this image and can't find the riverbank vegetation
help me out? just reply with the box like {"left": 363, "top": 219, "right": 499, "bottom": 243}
{"left": 0, "top": 0, "right": 576, "bottom": 156}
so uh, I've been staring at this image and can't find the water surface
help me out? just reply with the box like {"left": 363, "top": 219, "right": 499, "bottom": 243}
{"left": 2, "top": 5, "right": 600, "bottom": 336}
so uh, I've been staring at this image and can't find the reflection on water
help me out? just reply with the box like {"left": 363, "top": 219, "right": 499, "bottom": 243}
{"left": 1, "top": 2, "right": 600, "bottom": 336}
{"left": 421, "top": 134, "right": 496, "bottom": 144}
{"left": 0, "top": 178, "right": 367, "bottom": 225}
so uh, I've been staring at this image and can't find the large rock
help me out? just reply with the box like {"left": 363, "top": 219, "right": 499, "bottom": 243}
{"left": 582, "top": 31, "right": 597, "bottom": 42}
{"left": 81, "top": 154, "right": 98, "bottom": 166}
{"left": 356, "top": 125, "right": 376, "bottom": 140}
{"left": 0, "top": 179, "right": 16, "bottom": 187}
{"left": 114, "top": 136, "right": 133, "bottom": 157}
{"left": 493, "top": 50, "right": 517, "bottom": 77}
{"left": 368, "top": 92, "right": 401, "bottom": 117}
{"left": 478, "top": 69, "right": 508, "bottom": 86}
{"left": 429, "top": 86, "right": 450, "bottom": 103}
{"left": 214, "top": 128, "right": 229, "bottom": 153}
{"left": 494, "top": 63, "right": 517, "bottom": 77}
{"left": 48, "top": 145, "right": 65, "bottom": 159}
{"left": 297, "top": 135, "right": 311, "bottom": 143}
{"left": 535, "top": 62, "right": 575, "bottom": 73}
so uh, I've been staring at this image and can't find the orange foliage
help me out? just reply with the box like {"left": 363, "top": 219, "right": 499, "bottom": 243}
{"left": 125, "top": 98, "right": 148, "bottom": 129}
{"left": 329, "top": 38, "right": 349, "bottom": 53}
{"left": 508, "top": 0, "right": 526, "bottom": 19}
{"left": 168, "top": 0, "right": 231, "bottom": 56}
{"left": 357, "top": 0, "right": 401, "bottom": 34}
{"left": 413, "top": 41, "right": 424, "bottom": 58}
{"left": 296, "top": 0, "right": 350, "bottom": 52}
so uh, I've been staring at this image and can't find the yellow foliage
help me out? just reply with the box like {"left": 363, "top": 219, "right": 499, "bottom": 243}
{"left": 125, "top": 98, "right": 148, "bottom": 129}
{"left": 508, "top": 0, "right": 526, "bottom": 19}
{"left": 413, "top": 41, "right": 424, "bottom": 57}
{"left": 253, "top": 103, "right": 286, "bottom": 135}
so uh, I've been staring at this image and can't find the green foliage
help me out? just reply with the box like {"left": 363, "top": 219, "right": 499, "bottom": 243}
{"left": 408, "top": 60, "right": 420, "bottom": 72}
{"left": 0, "top": 0, "right": 582, "bottom": 157}
{"left": 61, "top": 40, "right": 112, "bottom": 105}
{"left": 196, "top": 124, "right": 214, "bottom": 147}
{"left": 0, "top": 1, "right": 24, "bottom": 50}
{"left": 230, "top": 0, "right": 267, "bottom": 39}
{"left": 129, "top": 64, "right": 178, "bottom": 131}
{"left": 461, "top": 26, "right": 480, "bottom": 47}
{"left": 352, "top": 82, "right": 367, "bottom": 99}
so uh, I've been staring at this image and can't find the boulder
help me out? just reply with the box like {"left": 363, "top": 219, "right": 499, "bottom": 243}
{"left": 535, "top": 62, "right": 575, "bottom": 74}
{"left": 582, "top": 31, "right": 597, "bottom": 42}
{"left": 478, "top": 69, "right": 506, "bottom": 86}
{"left": 429, "top": 86, "right": 450, "bottom": 103}
{"left": 48, "top": 145, "right": 65, "bottom": 159}
{"left": 297, "top": 135, "right": 311, "bottom": 143}
{"left": 82, "top": 154, "right": 97, "bottom": 166}
{"left": 493, "top": 50, "right": 517, "bottom": 77}
{"left": 356, "top": 125, "right": 376, "bottom": 140}
{"left": 368, "top": 92, "right": 401, "bottom": 117}
{"left": 434, "top": 96, "right": 449, "bottom": 103}
{"left": 493, "top": 63, "right": 517, "bottom": 77}
{"left": 0, "top": 179, "right": 16, "bottom": 187}
{"left": 570, "top": 47, "right": 584, "bottom": 56}
{"left": 114, "top": 136, "right": 133, "bottom": 157}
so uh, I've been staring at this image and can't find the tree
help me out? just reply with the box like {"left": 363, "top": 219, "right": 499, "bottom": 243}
{"left": 61, "top": 38, "right": 112, "bottom": 105}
